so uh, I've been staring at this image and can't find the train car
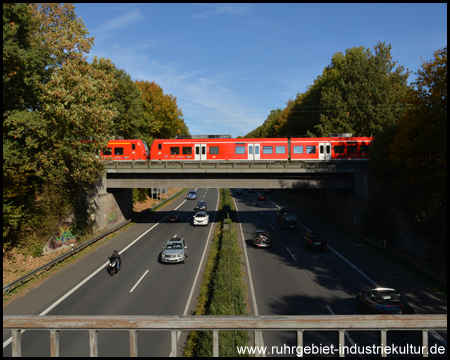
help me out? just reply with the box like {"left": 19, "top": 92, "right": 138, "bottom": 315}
{"left": 149, "top": 135, "right": 372, "bottom": 161}
{"left": 289, "top": 136, "right": 372, "bottom": 161}
{"left": 100, "top": 139, "right": 149, "bottom": 161}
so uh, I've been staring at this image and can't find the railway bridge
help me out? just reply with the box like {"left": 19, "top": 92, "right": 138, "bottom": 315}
{"left": 95, "top": 160, "right": 370, "bottom": 231}
{"left": 103, "top": 160, "right": 369, "bottom": 190}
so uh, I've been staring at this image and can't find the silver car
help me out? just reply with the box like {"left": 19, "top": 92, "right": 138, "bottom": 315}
{"left": 161, "top": 238, "right": 188, "bottom": 263}
{"left": 193, "top": 211, "right": 209, "bottom": 226}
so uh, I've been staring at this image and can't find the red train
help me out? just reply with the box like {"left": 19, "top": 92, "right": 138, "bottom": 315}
{"left": 101, "top": 135, "right": 372, "bottom": 162}
{"left": 100, "top": 139, "right": 149, "bottom": 161}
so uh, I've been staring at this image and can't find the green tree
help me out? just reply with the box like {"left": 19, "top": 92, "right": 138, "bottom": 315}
{"left": 389, "top": 47, "right": 447, "bottom": 234}
{"left": 109, "top": 66, "right": 146, "bottom": 139}
{"left": 135, "top": 80, "right": 189, "bottom": 144}
{"left": 245, "top": 109, "right": 282, "bottom": 138}
{"left": 3, "top": 3, "right": 112, "bottom": 250}
{"left": 315, "top": 42, "right": 411, "bottom": 136}
{"left": 261, "top": 42, "right": 411, "bottom": 139}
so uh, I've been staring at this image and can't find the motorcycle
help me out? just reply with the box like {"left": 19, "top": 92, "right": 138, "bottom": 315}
{"left": 108, "top": 257, "right": 119, "bottom": 276}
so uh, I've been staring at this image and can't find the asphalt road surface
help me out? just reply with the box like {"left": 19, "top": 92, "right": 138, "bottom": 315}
{"left": 3, "top": 188, "right": 219, "bottom": 357}
{"left": 3, "top": 188, "right": 447, "bottom": 357}
{"left": 232, "top": 189, "right": 447, "bottom": 357}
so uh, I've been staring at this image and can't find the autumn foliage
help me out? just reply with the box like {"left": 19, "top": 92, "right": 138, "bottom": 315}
{"left": 3, "top": 4, "right": 188, "bottom": 252}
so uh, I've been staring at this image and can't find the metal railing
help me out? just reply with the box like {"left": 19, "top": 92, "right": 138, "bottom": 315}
{"left": 3, "top": 190, "right": 184, "bottom": 296}
{"left": 3, "top": 314, "right": 446, "bottom": 357}
{"left": 2, "top": 220, "right": 131, "bottom": 295}
{"left": 103, "top": 160, "right": 369, "bottom": 174}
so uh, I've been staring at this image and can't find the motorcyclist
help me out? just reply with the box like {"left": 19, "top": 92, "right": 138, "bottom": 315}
{"left": 110, "top": 250, "right": 121, "bottom": 272}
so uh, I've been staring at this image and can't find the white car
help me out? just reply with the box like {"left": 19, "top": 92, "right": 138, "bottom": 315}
{"left": 193, "top": 211, "right": 209, "bottom": 226}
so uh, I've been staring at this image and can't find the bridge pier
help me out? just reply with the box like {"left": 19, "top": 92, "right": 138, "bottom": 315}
{"left": 93, "top": 175, "right": 133, "bottom": 231}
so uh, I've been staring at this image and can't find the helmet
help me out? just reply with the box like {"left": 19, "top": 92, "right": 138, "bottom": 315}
{"left": 113, "top": 250, "right": 118, "bottom": 255}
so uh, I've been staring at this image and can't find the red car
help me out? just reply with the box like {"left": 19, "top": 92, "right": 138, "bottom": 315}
{"left": 167, "top": 210, "right": 181, "bottom": 222}
{"left": 258, "top": 194, "right": 266, "bottom": 201}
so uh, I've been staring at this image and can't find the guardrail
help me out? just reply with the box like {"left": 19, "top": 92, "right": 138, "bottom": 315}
{"left": 2, "top": 220, "right": 131, "bottom": 295}
{"left": 3, "top": 190, "right": 184, "bottom": 295}
{"left": 3, "top": 314, "right": 447, "bottom": 357}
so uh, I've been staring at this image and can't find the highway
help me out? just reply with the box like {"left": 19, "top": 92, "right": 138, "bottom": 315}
{"left": 3, "top": 188, "right": 219, "bottom": 357}
{"left": 3, "top": 188, "right": 447, "bottom": 357}
{"left": 232, "top": 189, "right": 447, "bottom": 357}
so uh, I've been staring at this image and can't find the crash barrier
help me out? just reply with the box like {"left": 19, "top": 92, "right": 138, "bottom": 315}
{"left": 3, "top": 190, "right": 184, "bottom": 295}
{"left": 2, "top": 220, "right": 131, "bottom": 295}
{"left": 3, "top": 314, "right": 447, "bottom": 357}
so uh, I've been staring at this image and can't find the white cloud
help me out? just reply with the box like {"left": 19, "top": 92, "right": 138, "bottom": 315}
{"left": 95, "top": 10, "right": 143, "bottom": 35}
{"left": 192, "top": 4, "right": 252, "bottom": 20}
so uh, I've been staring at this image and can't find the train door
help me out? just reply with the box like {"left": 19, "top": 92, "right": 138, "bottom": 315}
{"left": 248, "top": 143, "right": 260, "bottom": 160}
{"left": 195, "top": 144, "right": 207, "bottom": 161}
{"left": 319, "top": 143, "right": 331, "bottom": 160}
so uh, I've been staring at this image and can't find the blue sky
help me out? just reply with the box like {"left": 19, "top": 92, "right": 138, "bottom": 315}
{"left": 74, "top": 3, "right": 447, "bottom": 138}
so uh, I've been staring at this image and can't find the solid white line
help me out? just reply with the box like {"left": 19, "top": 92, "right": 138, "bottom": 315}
{"left": 235, "top": 204, "right": 259, "bottom": 316}
{"left": 3, "top": 220, "right": 162, "bottom": 349}
{"left": 298, "top": 221, "right": 378, "bottom": 286}
{"left": 327, "top": 245, "right": 378, "bottom": 287}
{"left": 129, "top": 270, "right": 149, "bottom": 293}
{"left": 174, "top": 199, "right": 187, "bottom": 210}
{"left": 286, "top": 247, "right": 297, "bottom": 261}
{"left": 234, "top": 196, "right": 266, "bottom": 356}
{"left": 182, "top": 189, "right": 219, "bottom": 316}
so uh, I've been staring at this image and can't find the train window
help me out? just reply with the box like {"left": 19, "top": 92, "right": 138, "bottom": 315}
{"left": 347, "top": 143, "right": 357, "bottom": 154}
{"left": 334, "top": 145, "right": 345, "bottom": 154}
{"left": 170, "top": 147, "right": 180, "bottom": 155}
{"left": 114, "top": 147, "right": 124, "bottom": 155}
{"left": 359, "top": 145, "right": 370, "bottom": 154}
{"left": 276, "top": 146, "right": 285, "bottom": 154}
{"left": 293, "top": 146, "right": 303, "bottom": 154}
{"left": 182, "top": 147, "right": 192, "bottom": 155}
{"left": 235, "top": 146, "right": 245, "bottom": 155}
{"left": 158, "top": 144, "right": 162, "bottom": 150}
{"left": 262, "top": 146, "right": 273, "bottom": 154}
{"left": 132, "top": 144, "right": 136, "bottom": 150}
{"left": 210, "top": 146, "right": 219, "bottom": 155}
{"left": 306, "top": 146, "right": 316, "bottom": 154}
{"left": 103, "top": 147, "right": 112, "bottom": 155}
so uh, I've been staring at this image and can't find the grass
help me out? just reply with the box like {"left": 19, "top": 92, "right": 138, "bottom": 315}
{"left": 183, "top": 189, "right": 249, "bottom": 357}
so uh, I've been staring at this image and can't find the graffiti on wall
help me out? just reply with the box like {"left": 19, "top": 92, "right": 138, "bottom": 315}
{"left": 49, "top": 222, "right": 77, "bottom": 249}
{"left": 106, "top": 204, "right": 120, "bottom": 226}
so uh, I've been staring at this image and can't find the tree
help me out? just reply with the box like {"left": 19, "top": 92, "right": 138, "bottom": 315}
{"left": 108, "top": 66, "right": 146, "bottom": 139}
{"left": 314, "top": 42, "right": 411, "bottom": 137}
{"left": 259, "top": 42, "right": 411, "bottom": 139}
{"left": 3, "top": 3, "right": 111, "bottom": 250}
{"left": 245, "top": 109, "right": 283, "bottom": 138}
{"left": 389, "top": 47, "right": 447, "bottom": 231}
{"left": 135, "top": 80, "right": 189, "bottom": 144}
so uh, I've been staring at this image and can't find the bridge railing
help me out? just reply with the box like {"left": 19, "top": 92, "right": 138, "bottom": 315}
{"left": 3, "top": 314, "right": 446, "bottom": 357}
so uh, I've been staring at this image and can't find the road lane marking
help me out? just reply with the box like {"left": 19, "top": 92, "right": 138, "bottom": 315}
{"left": 183, "top": 188, "right": 219, "bottom": 316}
{"left": 286, "top": 247, "right": 297, "bottom": 261}
{"left": 327, "top": 245, "right": 378, "bottom": 287}
{"left": 129, "top": 270, "right": 149, "bottom": 293}
{"left": 176, "top": 189, "right": 220, "bottom": 356}
{"left": 232, "top": 195, "right": 266, "bottom": 356}
{"left": 3, "top": 220, "right": 163, "bottom": 349}
{"left": 298, "top": 221, "right": 378, "bottom": 287}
